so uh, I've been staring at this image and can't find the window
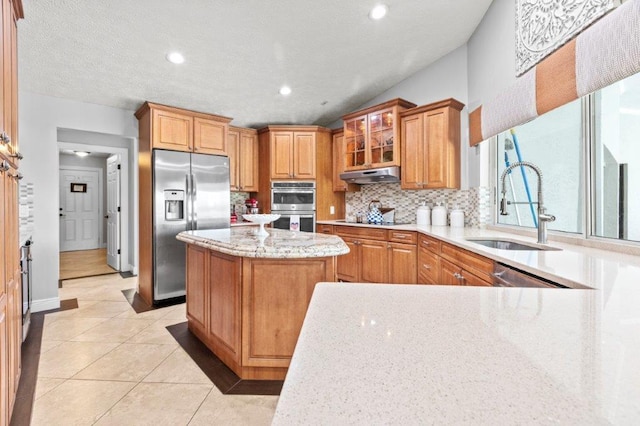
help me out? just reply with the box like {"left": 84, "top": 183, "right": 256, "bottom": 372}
{"left": 592, "top": 73, "right": 640, "bottom": 242}
{"left": 496, "top": 99, "right": 583, "bottom": 234}
{"left": 495, "top": 72, "right": 640, "bottom": 244}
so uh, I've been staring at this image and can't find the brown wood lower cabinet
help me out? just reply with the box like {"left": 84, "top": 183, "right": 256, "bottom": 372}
{"left": 439, "top": 242, "right": 493, "bottom": 286}
{"left": 334, "top": 226, "right": 417, "bottom": 284}
{"left": 1, "top": 294, "right": 8, "bottom": 426}
{"left": 185, "top": 244, "right": 335, "bottom": 380}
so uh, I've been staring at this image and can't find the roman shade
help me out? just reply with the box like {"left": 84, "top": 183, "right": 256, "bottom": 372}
{"left": 469, "top": 0, "right": 640, "bottom": 146}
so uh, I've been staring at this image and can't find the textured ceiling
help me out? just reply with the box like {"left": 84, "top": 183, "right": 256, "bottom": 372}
{"left": 19, "top": 0, "right": 492, "bottom": 128}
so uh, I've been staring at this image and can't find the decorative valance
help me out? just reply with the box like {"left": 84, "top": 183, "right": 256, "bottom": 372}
{"left": 469, "top": 0, "right": 640, "bottom": 146}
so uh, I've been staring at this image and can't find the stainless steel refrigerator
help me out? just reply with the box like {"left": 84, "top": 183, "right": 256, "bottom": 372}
{"left": 153, "top": 149, "right": 230, "bottom": 302}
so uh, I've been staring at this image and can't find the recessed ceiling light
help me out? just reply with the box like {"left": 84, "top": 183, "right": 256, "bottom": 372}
{"left": 74, "top": 151, "right": 90, "bottom": 157}
{"left": 166, "top": 52, "right": 185, "bottom": 64}
{"left": 369, "top": 4, "right": 388, "bottom": 20}
{"left": 279, "top": 86, "right": 292, "bottom": 96}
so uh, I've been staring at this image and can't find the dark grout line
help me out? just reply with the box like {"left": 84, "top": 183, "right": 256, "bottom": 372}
{"left": 165, "top": 322, "right": 283, "bottom": 396}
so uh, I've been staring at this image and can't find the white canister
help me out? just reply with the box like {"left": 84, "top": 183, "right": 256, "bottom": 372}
{"left": 431, "top": 203, "right": 447, "bottom": 226}
{"left": 416, "top": 202, "right": 430, "bottom": 226}
{"left": 449, "top": 206, "right": 465, "bottom": 228}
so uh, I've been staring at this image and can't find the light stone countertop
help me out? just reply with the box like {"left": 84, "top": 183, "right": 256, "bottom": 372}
{"left": 317, "top": 220, "right": 640, "bottom": 290}
{"left": 273, "top": 282, "right": 640, "bottom": 424}
{"left": 176, "top": 227, "right": 349, "bottom": 259}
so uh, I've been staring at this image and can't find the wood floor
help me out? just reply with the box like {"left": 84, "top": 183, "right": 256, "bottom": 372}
{"left": 59, "top": 248, "right": 117, "bottom": 280}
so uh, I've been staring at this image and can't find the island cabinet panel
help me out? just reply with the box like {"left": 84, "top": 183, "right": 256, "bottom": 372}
{"left": 186, "top": 245, "right": 207, "bottom": 335}
{"left": 152, "top": 109, "right": 193, "bottom": 151}
{"left": 242, "top": 258, "right": 331, "bottom": 369}
{"left": 207, "top": 251, "right": 242, "bottom": 363}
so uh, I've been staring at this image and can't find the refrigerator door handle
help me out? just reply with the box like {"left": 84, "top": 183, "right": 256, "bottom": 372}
{"left": 185, "top": 173, "right": 192, "bottom": 230}
{"left": 191, "top": 173, "right": 198, "bottom": 229}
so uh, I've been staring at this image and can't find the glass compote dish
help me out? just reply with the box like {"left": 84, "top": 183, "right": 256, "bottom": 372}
{"left": 242, "top": 214, "right": 281, "bottom": 237}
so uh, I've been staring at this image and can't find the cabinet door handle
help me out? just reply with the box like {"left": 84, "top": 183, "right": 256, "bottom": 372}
{"left": 421, "top": 240, "right": 430, "bottom": 246}
{"left": 422, "top": 264, "right": 431, "bottom": 270}
{"left": 394, "top": 234, "right": 407, "bottom": 239}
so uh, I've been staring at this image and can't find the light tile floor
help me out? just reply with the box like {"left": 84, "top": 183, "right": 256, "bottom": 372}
{"left": 31, "top": 274, "right": 278, "bottom": 425}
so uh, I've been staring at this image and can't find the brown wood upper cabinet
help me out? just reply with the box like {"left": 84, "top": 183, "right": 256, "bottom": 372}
{"left": 400, "top": 98, "right": 464, "bottom": 190}
{"left": 332, "top": 129, "right": 359, "bottom": 192}
{"left": 0, "top": 0, "right": 22, "bottom": 168}
{"left": 227, "top": 126, "right": 258, "bottom": 192}
{"left": 136, "top": 102, "right": 232, "bottom": 155}
{"left": 342, "top": 98, "right": 416, "bottom": 171}
{"left": 266, "top": 129, "right": 316, "bottom": 179}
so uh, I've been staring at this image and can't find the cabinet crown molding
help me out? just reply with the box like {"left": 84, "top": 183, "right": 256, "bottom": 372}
{"left": 257, "top": 125, "right": 331, "bottom": 134}
{"left": 399, "top": 98, "right": 465, "bottom": 117}
{"left": 134, "top": 101, "right": 232, "bottom": 123}
{"left": 341, "top": 98, "right": 417, "bottom": 121}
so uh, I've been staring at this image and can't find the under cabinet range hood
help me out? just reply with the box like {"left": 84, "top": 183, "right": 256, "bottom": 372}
{"left": 340, "top": 166, "right": 400, "bottom": 184}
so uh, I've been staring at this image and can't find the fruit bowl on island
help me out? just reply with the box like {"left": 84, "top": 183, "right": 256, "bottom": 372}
{"left": 242, "top": 214, "right": 281, "bottom": 236}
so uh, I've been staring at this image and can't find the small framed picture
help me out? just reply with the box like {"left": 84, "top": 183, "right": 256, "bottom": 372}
{"left": 70, "top": 183, "right": 87, "bottom": 193}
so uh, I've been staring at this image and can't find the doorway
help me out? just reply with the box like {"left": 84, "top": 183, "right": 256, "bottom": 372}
{"left": 58, "top": 142, "right": 131, "bottom": 281}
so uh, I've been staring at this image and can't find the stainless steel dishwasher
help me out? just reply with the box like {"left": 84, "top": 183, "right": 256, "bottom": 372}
{"left": 492, "top": 263, "right": 568, "bottom": 288}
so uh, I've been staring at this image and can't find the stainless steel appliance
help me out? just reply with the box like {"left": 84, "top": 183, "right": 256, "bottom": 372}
{"left": 272, "top": 211, "right": 316, "bottom": 232}
{"left": 20, "top": 238, "right": 33, "bottom": 341}
{"left": 153, "top": 149, "right": 230, "bottom": 302}
{"left": 340, "top": 166, "right": 400, "bottom": 184}
{"left": 492, "top": 263, "right": 567, "bottom": 288}
{"left": 270, "top": 181, "right": 316, "bottom": 232}
{"left": 271, "top": 181, "right": 315, "bottom": 211}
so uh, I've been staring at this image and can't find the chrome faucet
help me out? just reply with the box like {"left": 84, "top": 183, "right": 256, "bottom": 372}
{"left": 499, "top": 161, "right": 556, "bottom": 244}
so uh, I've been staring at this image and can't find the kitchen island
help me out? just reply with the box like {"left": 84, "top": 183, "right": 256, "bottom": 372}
{"left": 273, "top": 282, "right": 640, "bottom": 424}
{"left": 176, "top": 227, "right": 349, "bottom": 380}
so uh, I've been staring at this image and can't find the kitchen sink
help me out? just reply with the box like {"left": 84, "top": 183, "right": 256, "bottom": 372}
{"left": 466, "top": 238, "right": 561, "bottom": 251}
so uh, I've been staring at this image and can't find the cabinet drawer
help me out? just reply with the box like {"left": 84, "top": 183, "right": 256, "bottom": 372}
{"left": 317, "top": 224, "right": 334, "bottom": 235}
{"left": 462, "top": 270, "right": 492, "bottom": 287}
{"left": 418, "top": 247, "right": 440, "bottom": 284}
{"left": 334, "top": 226, "right": 388, "bottom": 241}
{"left": 388, "top": 230, "right": 417, "bottom": 244}
{"left": 418, "top": 234, "right": 441, "bottom": 254}
{"left": 440, "top": 242, "right": 493, "bottom": 282}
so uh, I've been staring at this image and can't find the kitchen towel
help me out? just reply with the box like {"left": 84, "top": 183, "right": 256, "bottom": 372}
{"left": 289, "top": 215, "right": 300, "bottom": 231}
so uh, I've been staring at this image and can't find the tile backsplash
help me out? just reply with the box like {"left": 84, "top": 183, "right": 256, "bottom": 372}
{"left": 19, "top": 182, "right": 35, "bottom": 244}
{"left": 345, "top": 183, "right": 492, "bottom": 228}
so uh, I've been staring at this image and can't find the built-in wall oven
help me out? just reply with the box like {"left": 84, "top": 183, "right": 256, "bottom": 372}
{"left": 270, "top": 181, "right": 316, "bottom": 232}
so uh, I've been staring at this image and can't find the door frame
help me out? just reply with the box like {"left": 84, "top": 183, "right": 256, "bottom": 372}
{"left": 58, "top": 142, "right": 131, "bottom": 273}
{"left": 59, "top": 165, "right": 104, "bottom": 250}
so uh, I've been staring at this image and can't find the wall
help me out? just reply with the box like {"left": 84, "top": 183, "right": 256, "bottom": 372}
{"left": 59, "top": 153, "right": 108, "bottom": 245}
{"left": 466, "top": 0, "right": 516, "bottom": 111}
{"left": 19, "top": 91, "right": 138, "bottom": 311}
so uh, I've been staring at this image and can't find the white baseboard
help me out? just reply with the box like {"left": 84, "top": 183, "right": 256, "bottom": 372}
{"left": 31, "top": 297, "right": 61, "bottom": 313}
{"left": 131, "top": 264, "right": 138, "bottom": 275}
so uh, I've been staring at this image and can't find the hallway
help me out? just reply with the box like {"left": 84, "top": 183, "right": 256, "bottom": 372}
{"left": 59, "top": 248, "right": 117, "bottom": 281}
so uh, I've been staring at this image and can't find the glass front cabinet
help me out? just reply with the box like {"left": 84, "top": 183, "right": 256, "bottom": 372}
{"left": 342, "top": 98, "right": 416, "bottom": 171}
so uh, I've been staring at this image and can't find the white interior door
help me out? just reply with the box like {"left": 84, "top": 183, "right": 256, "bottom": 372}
{"left": 106, "top": 155, "right": 121, "bottom": 270}
{"left": 59, "top": 168, "right": 101, "bottom": 252}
